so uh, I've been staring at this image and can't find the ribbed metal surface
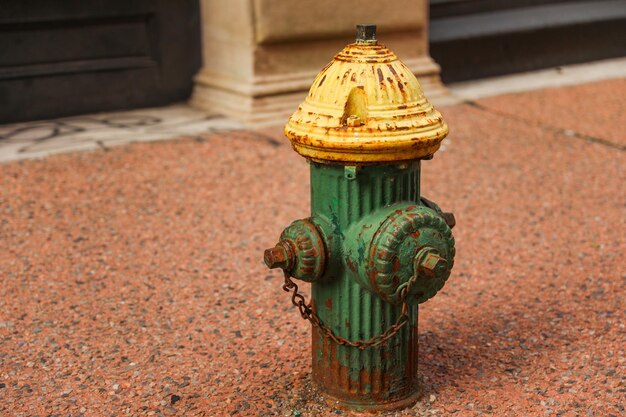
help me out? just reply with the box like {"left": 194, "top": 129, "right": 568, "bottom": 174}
{"left": 284, "top": 39, "right": 448, "bottom": 164}
{"left": 310, "top": 162, "right": 420, "bottom": 407}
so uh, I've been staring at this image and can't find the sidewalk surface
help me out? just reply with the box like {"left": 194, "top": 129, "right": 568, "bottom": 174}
{"left": 1, "top": 79, "right": 624, "bottom": 416}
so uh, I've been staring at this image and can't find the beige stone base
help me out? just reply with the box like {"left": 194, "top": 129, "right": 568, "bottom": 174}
{"left": 191, "top": 84, "right": 304, "bottom": 128}
{"left": 191, "top": 56, "right": 450, "bottom": 127}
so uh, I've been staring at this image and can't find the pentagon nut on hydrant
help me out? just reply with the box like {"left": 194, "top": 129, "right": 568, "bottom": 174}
{"left": 264, "top": 24, "right": 456, "bottom": 412}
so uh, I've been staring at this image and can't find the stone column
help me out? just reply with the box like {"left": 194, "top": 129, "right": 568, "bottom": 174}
{"left": 191, "top": 0, "right": 448, "bottom": 126}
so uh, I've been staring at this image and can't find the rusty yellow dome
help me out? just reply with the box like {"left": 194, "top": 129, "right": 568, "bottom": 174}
{"left": 285, "top": 27, "right": 448, "bottom": 165}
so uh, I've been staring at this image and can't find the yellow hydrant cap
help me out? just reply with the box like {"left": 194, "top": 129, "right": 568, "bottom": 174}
{"left": 285, "top": 24, "right": 448, "bottom": 165}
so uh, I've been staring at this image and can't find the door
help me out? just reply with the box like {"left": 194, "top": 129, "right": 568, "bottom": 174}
{"left": 429, "top": 0, "right": 626, "bottom": 82}
{"left": 0, "top": 0, "right": 201, "bottom": 123}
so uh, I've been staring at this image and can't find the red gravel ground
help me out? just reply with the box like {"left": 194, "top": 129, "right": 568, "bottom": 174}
{"left": 476, "top": 79, "right": 626, "bottom": 148}
{"left": 1, "top": 79, "right": 624, "bottom": 417}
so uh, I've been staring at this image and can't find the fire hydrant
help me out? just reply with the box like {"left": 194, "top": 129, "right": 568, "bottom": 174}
{"left": 264, "top": 24, "right": 455, "bottom": 412}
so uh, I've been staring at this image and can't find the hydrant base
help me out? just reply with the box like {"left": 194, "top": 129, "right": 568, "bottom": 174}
{"left": 318, "top": 383, "right": 423, "bottom": 413}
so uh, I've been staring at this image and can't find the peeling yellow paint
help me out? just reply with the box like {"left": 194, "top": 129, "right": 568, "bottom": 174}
{"left": 284, "top": 41, "right": 449, "bottom": 164}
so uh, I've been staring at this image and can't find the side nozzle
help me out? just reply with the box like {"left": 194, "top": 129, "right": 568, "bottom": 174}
{"left": 263, "top": 219, "right": 326, "bottom": 282}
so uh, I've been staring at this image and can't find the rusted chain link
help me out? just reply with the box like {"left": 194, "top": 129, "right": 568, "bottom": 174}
{"left": 282, "top": 270, "right": 414, "bottom": 350}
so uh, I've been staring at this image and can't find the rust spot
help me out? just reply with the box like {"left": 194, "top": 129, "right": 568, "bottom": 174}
{"left": 325, "top": 298, "right": 333, "bottom": 310}
{"left": 387, "top": 64, "right": 398, "bottom": 76}
{"left": 318, "top": 74, "right": 327, "bottom": 87}
{"left": 392, "top": 275, "right": 399, "bottom": 287}
{"left": 392, "top": 256, "right": 401, "bottom": 272}
{"left": 397, "top": 81, "right": 404, "bottom": 91}
{"left": 350, "top": 72, "right": 357, "bottom": 82}
{"left": 342, "top": 70, "right": 351, "bottom": 85}
{"left": 377, "top": 68, "right": 384, "bottom": 83}
{"left": 313, "top": 329, "right": 417, "bottom": 406}
{"left": 367, "top": 264, "right": 378, "bottom": 288}
{"left": 346, "top": 257, "right": 357, "bottom": 272}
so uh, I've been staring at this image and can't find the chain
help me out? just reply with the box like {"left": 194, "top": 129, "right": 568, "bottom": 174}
{"left": 281, "top": 271, "right": 414, "bottom": 350}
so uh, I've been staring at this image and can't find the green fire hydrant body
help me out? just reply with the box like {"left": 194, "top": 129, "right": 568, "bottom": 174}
{"left": 264, "top": 25, "right": 455, "bottom": 411}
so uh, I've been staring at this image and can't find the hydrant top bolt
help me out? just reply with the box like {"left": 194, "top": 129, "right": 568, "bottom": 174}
{"left": 356, "top": 24, "right": 377, "bottom": 43}
{"left": 264, "top": 243, "right": 292, "bottom": 270}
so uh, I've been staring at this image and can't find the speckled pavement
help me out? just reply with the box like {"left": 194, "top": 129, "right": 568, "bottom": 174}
{"left": 0, "top": 79, "right": 624, "bottom": 417}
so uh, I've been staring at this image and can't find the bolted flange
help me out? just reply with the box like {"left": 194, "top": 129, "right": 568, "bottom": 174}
{"left": 421, "top": 196, "right": 456, "bottom": 229}
{"left": 345, "top": 203, "right": 455, "bottom": 305}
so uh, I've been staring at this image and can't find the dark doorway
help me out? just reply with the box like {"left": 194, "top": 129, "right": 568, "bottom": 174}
{"left": 0, "top": 0, "right": 201, "bottom": 123}
{"left": 430, "top": 0, "right": 626, "bottom": 82}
